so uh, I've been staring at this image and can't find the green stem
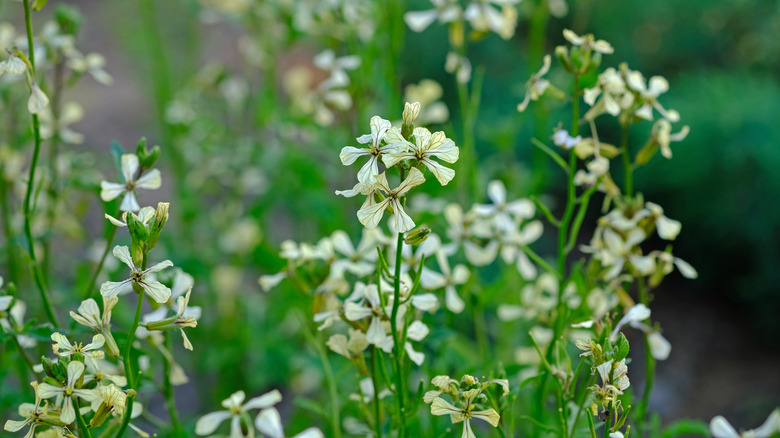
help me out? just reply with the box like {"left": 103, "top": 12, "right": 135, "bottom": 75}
{"left": 569, "top": 375, "right": 596, "bottom": 438}
{"left": 587, "top": 412, "right": 597, "bottom": 438}
{"left": 565, "top": 182, "right": 600, "bottom": 254}
{"left": 162, "top": 332, "right": 184, "bottom": 436}
{"left": 0, "top": 175, "right": 18, "bottom": 284}
{"left": 74, "top": 398, "right": 94, "bottom": 438}
{"left": 389, "top": 232, "right": 406, "bottom": 437}
{"left": 42, "top": 59, "right": 64, "bottom": 283}
{"left": 635, "top": 278, "right": 655, "bottom": 429}
{"left": 22, "top": 0, "right": 59, "bottom": 328}
{"left": 557, "top": 383, "right": 569, "bottom": 438}
{"left": 371, "top": 347, "right": 383, "bottom": 438}
{"left": 620, "top": 123, "right": 632, "bottom": 197}
{"left": 115, "top": 254, "right": 147, "bottom": 438}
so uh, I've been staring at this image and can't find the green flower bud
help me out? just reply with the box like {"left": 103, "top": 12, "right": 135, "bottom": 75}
{"left": 555, "top": 45, "right": 572, "bottom": 73}
{"left": 404, "top": 227, "right": 431, "bottom": 245}
{"left": 55, "top": 5, "right": 82, "bottom": 34}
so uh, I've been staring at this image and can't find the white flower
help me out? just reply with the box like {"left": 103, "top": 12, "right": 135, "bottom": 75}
{"left": 710, "top": 409, "right": 780, "bottom": 438}
{"left": 445, "top": 52, "right": 472, "bottom": 84}
{"left": 313, "top": 49, "right": 360, "bottom": 90}
{"left": 3, "top": 382, "right": 45, "bottom": 437}
{"left": 420, "top": 250, "right": 468, "bottom": 313}
{"left": 517, "top": 54, "right": 552, "bottom": 113}
{"left": 473, "top": 180, "right": 535, "bottom": 232}
{"left": 100, "top": 245, "right": 173, "bottom": 303}
{"left": 51, "top": 332, "right": 105, "bottom": 359}
{"left": 464, "top": 0, "right": 520, "bottom": 40}
{"left": 326, "top": 328, "right": 369, "bottom": 359}
{"left": 404, "top": 79, "right": 450, "bottom": 125}
{"left": 404, "top": 0, "right": 461, "bottom": 32}
{"left": 105, "top": 206, "right": 155, "bottom": 228}
{"left": 652, "top": 118, "right": 689, "bottom": 159}
{"left": 0, "top": 54, "right": 27, "bottom": 76}
{"left": 38, "top": 101, "right": 85, "bottom": 144}
{"left": 430, "top": 388, "right": 501, "bottom": 438}
{"left": 340, "top": 116, "right": 404, "bottom": 185}
{"left": 356, "top": 167, "right": 425, "bottom": 233}
{"left": 383, "top": 127, "right": 459, "bottom": 185}
{"left": 68, "top": 52, "right": 113, "bottom": 85}
{"left": 562, "top": 29, "right": 614, "bottom": 54}
{"left": 100, "top": 154, "right": 162, "bottom": 212}
{"left": 27, "top": 83, "right": 49, "bottom": 114}
{"left": 552, "top": 128, "right": 581, "bottom": 149}
{"left": 195, "top": 390, "right": 282, "bottom": 437}
{"left": 625, "top": 71, "right": 679, "bottom": 122}
{"left": 610, "top": 304, "right": 651, "bottom": 342}
{"left": 37, "top": 361, "right": 98, "bottom": 424}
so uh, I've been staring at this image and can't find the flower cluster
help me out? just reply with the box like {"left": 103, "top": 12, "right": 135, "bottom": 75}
{"left": 424, "top": 374, "right": 509, "bottom": 438}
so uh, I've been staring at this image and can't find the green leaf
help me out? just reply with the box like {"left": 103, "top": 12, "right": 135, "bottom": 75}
{"left": 614, "top": 332, "right": 630, "bottom": 361}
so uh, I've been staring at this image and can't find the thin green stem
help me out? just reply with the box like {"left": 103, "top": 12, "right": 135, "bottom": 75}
{"left": 587, "top": 412, "right": 598, "bottom": 438}
{"left": 620, "top": 123, "right": 632, "bottom": 197}
{"left": 389, "top": 231, "right": 406, "bottom": 437}
{"left": 0, "top": 175, "right": 18, "bottom": 284}
{"left": 371, "top": 347, "right": 383, "bottom": 438}
{"left": 162, "top": 332, "right": 184, "bottom": 436}
{"left": 74, "top": 398, "right": 94, "bottom": 438}
{"left": 557, "top": 383, "right": 569, "bottom": 438}
{"left": 42, "top": 59, "right": 64, "bottom": 283}
{"left": 635, "top": 278, "right": 655, "bottom": 429}
{"left": 565, "top": 182, "right": 600, "bottom": 254}
{"left": 115, "top": 254, "right": 147, "bottom": 438}
{"left": 22, "top": 0, "right": 59, "bottom": 328}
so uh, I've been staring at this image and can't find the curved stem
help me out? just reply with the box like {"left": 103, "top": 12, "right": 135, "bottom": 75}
{"left": 620, "top": 124, "right": 632, "bottom": 197}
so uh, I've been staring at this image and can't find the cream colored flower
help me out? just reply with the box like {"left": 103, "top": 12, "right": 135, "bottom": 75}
{"left": 100, "top": 154, "right": 161, "bottom": 212}
{"left": 404, "top": 0, "right": 461, "bottom": 32}
{"left": 340, "top": 116, "right": 404, "bottom": 185}
{"left": 27, "top": 83, "right": 49, "bottom": 114}
{"left": 563, "top": 29, "right": 614, "bottom": 54}
{"left": 626, "top": 71, "right": 679, "bottom": 122}
{"left": 0, "top": 54, "right": 26, "bottom": 76}
{"left": 51, "top": 332, "right": 105, "bottom": 359}
{"left": 100, "top": 245, "right": 173, "bottom": 303}
{"left": 195, "top": 390, "right": 282, "bottom": 437}
{"left": 356, "top": 167, "right": 425, "bottom": 232}
{"left": 37, "top": 361, "right": 98, "bottom": 424}
{"left": 430, "top": 388, "right": 501, "bottom": 438}
{"left": 383, "top": 127, "right": 459, "bottom": 185}
{"left": 3, "top": 382, "right": 45, "bottom": 438}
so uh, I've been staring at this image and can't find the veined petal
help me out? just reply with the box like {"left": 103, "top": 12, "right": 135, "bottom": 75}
{"left": 84, "top": 334, "right": 106, "bottom": 352}
{"left": 141, "top": 280, "right": 172, "bottom": 303}
{"left": 195, "top": 410, "right": 232, "bottom": 435}
{"left": 100, "top": 280, "right": 133, "bottom": 298}
{"left": 472, "top": 408, "right": 501, "bottom": 427}
{"left": 60, "top": 397, "right": 76, "bottom": 424}
{"left": 37, "top": 382, "right": 64, "bottom": 399}
{"left": 243, "top": 389, "right": 282, "bottom": 411}
{"left": 135, "top": 169, "right": 161, "bottom": 190}
{"left": 100, "top": 182, "right": 126, "bottom": 202}
{"left": 3, "top": 418, "right": 29, "bottom": 432}
{"left": 389, "top": 200, "right": 416, "bottom": 233}
{"left": 421, "top": 159, "right": 455, "bottom": 186}
{"left": 429, "top": 138, "right": 459, "bottom": 163}
{"left": 146, "top": 260, "right": 174, "bottom": 273}
{"left": 357, "top": 199, "right": 390, "bottom": 230}
{"left": 356, "top": 155, "right": 380, "bottom": 185}
{"left": 67, "top": 361, "right": 86, "bottom": 387}
{"left": 340, "top": 146, "right": 369, "bottom": 165}
{"left": 120, "top": 192, "right": 140, "bottom": 212}
{"left": 255, "top": 408, "right": 284, "bottom": 438}
{"left": 113, "top": 245, "right": 135, "bottom": 269}
{"left": 430, "top": 397, "right": 461, "bottom": 416}
{"left": 395, "top": 167, "right": 426, "bottom": 197}
{"left": 120, "top": 154, "right": 140, "bottom": 184}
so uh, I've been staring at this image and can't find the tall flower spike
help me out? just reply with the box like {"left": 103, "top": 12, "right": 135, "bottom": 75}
{"left": 100, "top": 154, "right": 162, "bottom": 212}
{"left": 356, "top": 167, "right": 425, "bottom": 233}
{"left": 100, "top": 245, "right": 173, "bottom": 303}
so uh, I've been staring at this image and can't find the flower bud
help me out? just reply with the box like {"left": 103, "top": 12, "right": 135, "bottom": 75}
{"left": 102, "top": 329, "right": 121, "bottom": 358}
{"left": 28, "top": 83, "right": 50, "bottom": 114}
{"left": 147, "top": 202, "right": 169, "bottom": 249}
{"left": 404, "top": 227, "right": 431, "bottom": 245}
{"left": 555, "top": 45, "right": 572, "bottom": 73}
{"left": 402, "top": 102, "right": 421, "bottom": 139}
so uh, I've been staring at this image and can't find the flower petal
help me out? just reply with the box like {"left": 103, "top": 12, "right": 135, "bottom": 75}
{"left": 195, "top": 410, "right": 232, "bottom": 435}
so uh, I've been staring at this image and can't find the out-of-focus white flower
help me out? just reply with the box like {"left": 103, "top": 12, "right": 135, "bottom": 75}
{"left": 420, "top": 250, "right": 468, "bottom": 313}
{"left": 445, "top": 52, "right": 472, "bottom": 84}
{"left": 710, "top": 409, "right": 780, "bottom": 438}
{"left": 100, "top": 154, "right": 162, "bottom": 212}
{"left": 404, "top": 0, "right": 461, "bottom": 32}
{"left": 404, "top": 79, "right": 449, "bottom": 125}
{"left": 652, "top": 118, "right": 689, "bottom": 159}
{"left": 626, "top": 70, "right": 679, "bottom": 122}
{"left": 195, "top": 390, "right": 282, "bottom": 437}
{"left": 68, "top": 52, "right": 113, "bottom": 85}
{"left": 27, "top": 83, "right": 49, "bottom": 114}
{"left": 563, "top": 29, "right": 614, "bottom": 54}
{"left": 464, "top": 0, "right": 520, "bottom": 40}
{"left": 39, "top": 101, "right": 85, "bottom": 144}
{"left": 0, "top": 54, "right": 26, "bottom": 76}
{"left": 552, "top": 128, "right": 581, "bottom": 149}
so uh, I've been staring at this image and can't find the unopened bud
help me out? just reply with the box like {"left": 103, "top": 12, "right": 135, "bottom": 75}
{"left": 555, "top": 45, "right": 572, "bottom": 73}
{"left": 403, "top": 101, "right": 421, "bottom": 126}
{"left": 147, "top": 202, "right": 169, "bottom": 249}
{"left": 404, "top": 227, "right": 431, "bottom": 245}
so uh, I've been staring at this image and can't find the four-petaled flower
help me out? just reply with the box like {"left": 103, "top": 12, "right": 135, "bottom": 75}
{"left": 100, "top": 245, "right": 173, "bottom": 303}
{"left": 340, "top": 116, "right": 405, "bottom": 185}
{"left": 383, "top": 127, "right": 459, "bottom": 186}
{"left": 100, "top": 153, "right": 161, "bottom": 212}
{"left": 356, "top": 167, "right": 425, "bottom": 233}
{"left": 195, "top": 390, "right": 282, "bottom": 437}
{"left": 37, "top": 361, "right": 98, "bottom": 424}
{"left": 431, "top": 388, "right": 501, "bottom": 438}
